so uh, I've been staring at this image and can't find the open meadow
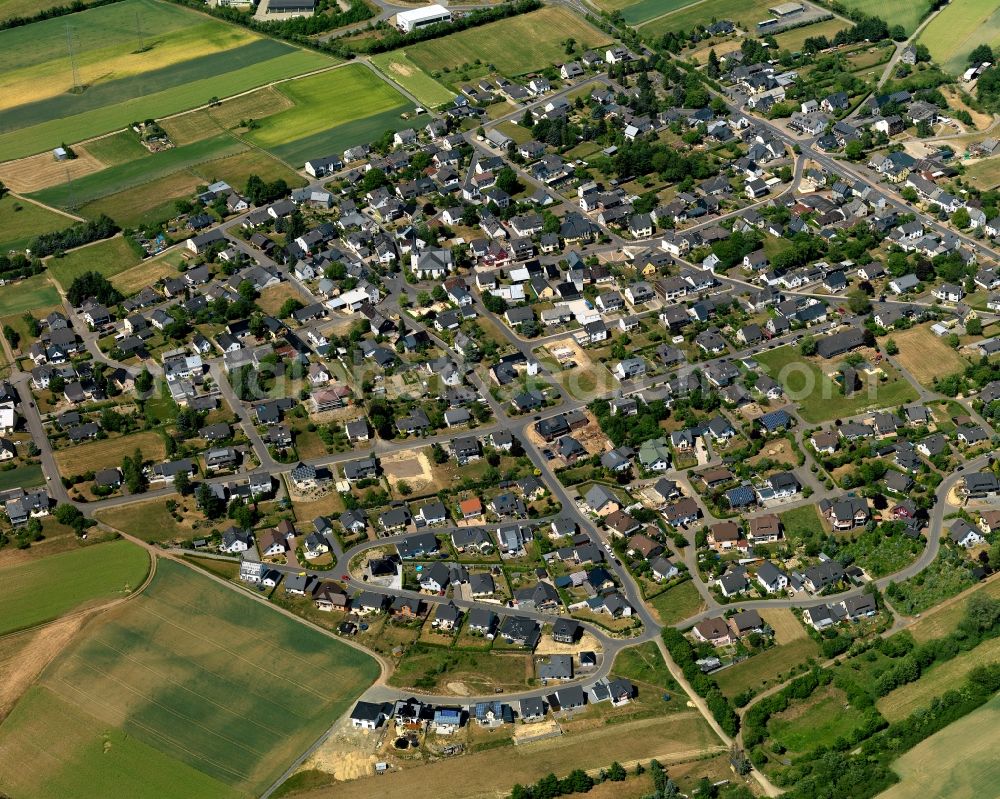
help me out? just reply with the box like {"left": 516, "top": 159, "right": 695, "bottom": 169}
{"left": 917, "top": 0, "right": 1000, "bottom": 75}
{"left": 0, "top": 274, "right": 61, "bottom": 317}
{"left": 836, "top": 0, "right": 931, "bottom": 36}
{"left": 0, "top": 559, "right": 380, "bottom": 799}
{"left": 878, "top": 693, "right": 1000, "bottom": 799}
{"left": 0, "top": 195, "right": 76, "bottom": 253}
{"left": 46, "top": 236, "right": 142, "bottom": 289}
{"left": 0, "top": 0, "right": 334, "bottom": 159}
{"left": 246, "top": 64, "right": 415, "bottom": 166}
{"left": 370, "top": 51, "right": 455, "bottom": 108}
{"left": 755, "top": 345, "right": 918, "bottom": 423}
{"left": 0, "top": 539, "right": 150, "bottom": 635}
{"left": 405, "top": 6, "right": 611, "bottom": 77}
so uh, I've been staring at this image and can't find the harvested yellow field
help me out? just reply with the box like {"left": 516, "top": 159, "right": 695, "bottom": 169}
{"left": 0, "top": 149, "right": 105, "bottom": 193}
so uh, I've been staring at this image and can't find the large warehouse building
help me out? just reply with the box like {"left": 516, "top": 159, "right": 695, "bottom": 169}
{"left": 396, "top": 4, "right": 452, "bottom": 32}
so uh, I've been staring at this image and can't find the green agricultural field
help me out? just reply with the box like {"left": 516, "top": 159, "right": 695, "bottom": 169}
{"left": 0, "top": 0, "right": 99, "bottom": 22}
{"left": 0, "top": 463, "right": 45, "bottom": 492}
{"left": 755, "top": 345, "right": 918, "bottom": 423}
{"left": 908, "top": 578, "right": 1000, "bottom": 642}
{"left": 46, "top": 236, "right": 141, "bottom": 289}
{"left": 0, "top": 687, "right": 240, "bottom": 799}
{"left": 0, "top": 274, "right": 61, "bottom": 317}
{"left": 371, "top": 51, "right": 455, "bottom": 108}
{"left": 619, "top": 0, "right": 700, "bottom": 25}
{"left": 0, "top": 0, "right": 334, "bottom": 159}
{"left": 837, "top": 0, "right": 931, "bottom": 36}
{"left": 918, "top": 0, "right": 1000, "bottom": 74}
{"left": 0, "top": 195, "right": 76, "bottom": 253}
{"left": 0, "top": 559, "right": 380, "bottom": 799}
{"left": 639, "top": 0, "right": 779, "bottom": 35}
{"left": 247, "top": 64, "right": 413, "bottom": 165}
{"left": 30, "top": 133, "right": 247, "bottom": 212}
{"left": 880, "top": 693, "right": 1000, "bottom": 799}
{"left": 0, "top": 539, "right": 150, "bottom": 635}
{"left": 406, "top": 6, "right": 611, "bottom": 77}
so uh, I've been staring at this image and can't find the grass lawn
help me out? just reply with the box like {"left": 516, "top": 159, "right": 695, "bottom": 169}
{"left": 837, "top": 0, "right": 930, "bottom": 35}
{"left": 877, "top": 636, "right": 1000, "bottom": 722}
{"left": 0, "top": 0, "right": 334, "bottom": 158}
{"left": 714, "top": 636, "right": 820, "bottom": 698}
{"left": 918, "top": 0, "right": 1000, "bottom": 74}
{"left": 0, "top": 463, "right": 44, "bottom": 491}
{"left": 406, "top": 7, "right": 611, "bottom": 77}
{"left": 54, "top": 430, "right": 167, "bottom": 477}
{"left": 0, "top": 274, "right": 61, "bottom": 317}
{"left": 780, "top": 504, "right": 825, "bottom": 541}
{"left": 0, "top": 558, "right": 380, "bottom": 799}
{"left": 649, "top": 579, "right": 705, "bottom": 626}
{"left": 890, "top": 324, "right": 969, "bottom": 388}
{"left": 0, "top": 195, "right": 75, "bottom": 253}
{"left": 879, "top": 693, "right": 1000, "bottom": 799}
{"left": 0, "top": 539, "right": 149, "bottom": 634}
{"left": 247, "top": 64, "right": 412, "bottom": 165}
{"left": 370, "top": 51, "right": 455, "bottom": 107}
{"left": 46, "top": 236, "right": 141, "bottom": 290}
{"left": 768, "top": 684, "right": 869, "bottom": 753}
{"left": 755, "top": 345, "right": 918, "bottom": 423}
